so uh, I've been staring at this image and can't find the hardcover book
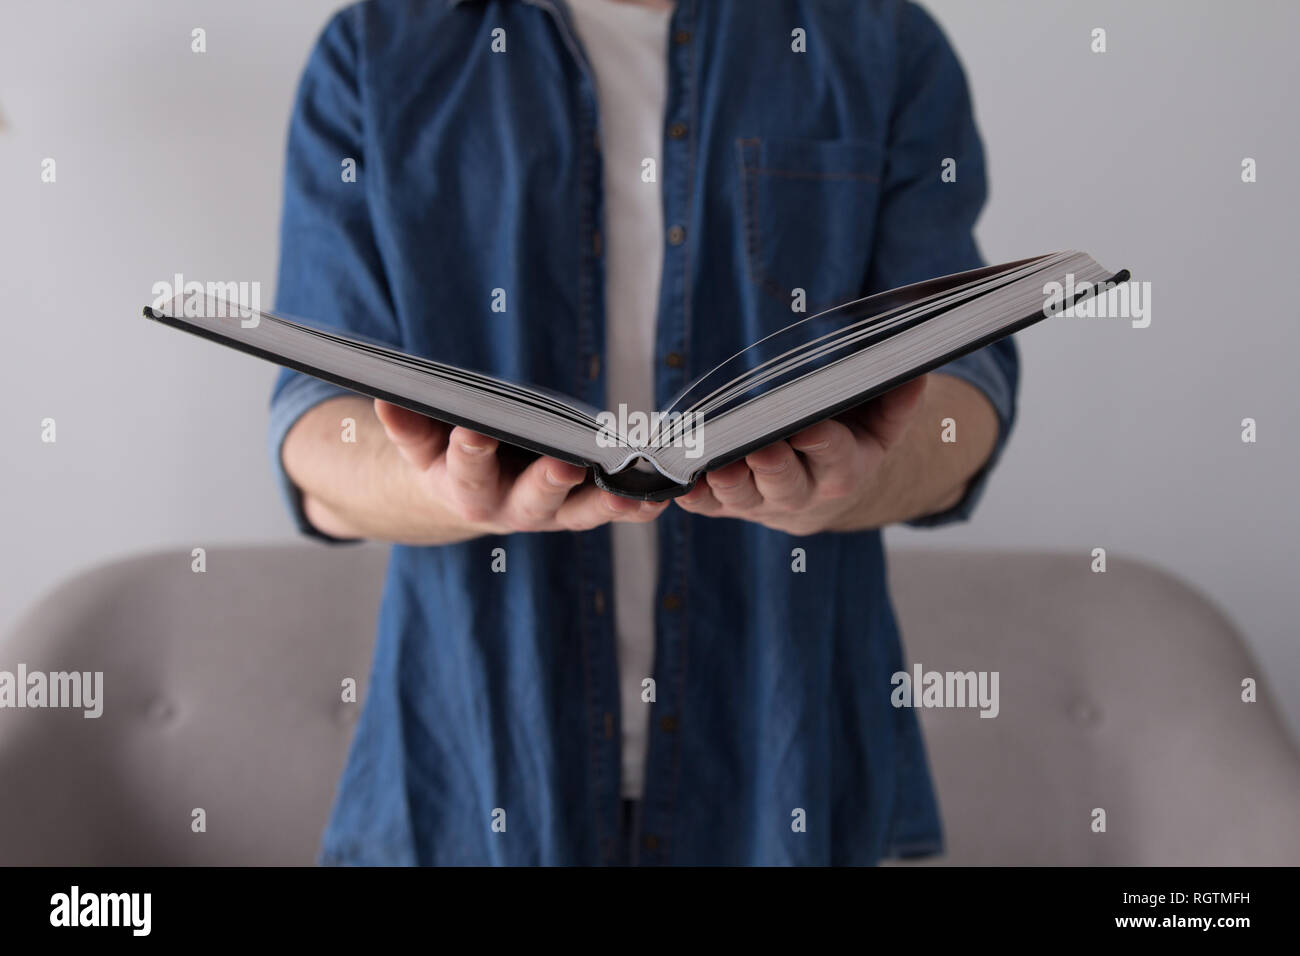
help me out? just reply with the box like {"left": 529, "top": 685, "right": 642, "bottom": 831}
{"left": 143, "top": 251, "right": 1127, "bottom": 500}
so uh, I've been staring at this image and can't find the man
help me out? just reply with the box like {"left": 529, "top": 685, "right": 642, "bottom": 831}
{"left": 271, "top": 0, "right": 1016, "bottom": 865}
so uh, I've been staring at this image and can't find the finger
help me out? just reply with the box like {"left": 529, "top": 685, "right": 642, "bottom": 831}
{"left": 500, "top": 456, "right": 587, "bottom": 529}
{"left": 554, "top": 486, "right": 666, "bottom": 531}
{"left": 444, "top": 427, "right": 503, "bottom": 521}
{"left": 674, "top": 479, "right": 725, "bottom": 515}
{"left": 705, "top": 459, "right": 763, "bottom": 511}
{"left": 600, "top": 490, "right": 668, "bottom": 524}
{"left": 859, "top": 376, "right": 927, "bottom": 452}
{"left": 789, "top": 419, "right": 861, "bottom": 497}
{"left": 553, "top": 485, "right": 613, "bottom": 531}
{"left": 623, "top": 499, "right": 671, "bottom": 522}
{"left": 744, "top": 440, "right": 811, "bottom": 507}
{"left": 374, "top": 399, "right": 448, "bottom": 470}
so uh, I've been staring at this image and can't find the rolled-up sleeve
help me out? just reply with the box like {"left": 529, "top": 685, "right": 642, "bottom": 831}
{"left": 268, "top": 374, "right": 354, "bottom": 541}
{"left": 268, "top": 5, "right": 400, "bottom": 540}
{"left": 867, "top": 2, "right": 1019, "bottom": 527}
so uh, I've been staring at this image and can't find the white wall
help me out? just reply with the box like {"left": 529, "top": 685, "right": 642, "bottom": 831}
{"left": 2, "top": 1, "right": 1296, "bottom": 734}
{"left": 889, "top": 0, "right": 1300, "bottom": 739}
{"left": 1, "top": 0, "right": 342, "bottom": 621}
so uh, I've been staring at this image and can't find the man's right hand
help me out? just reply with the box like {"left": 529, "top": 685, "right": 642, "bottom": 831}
{"left": 282, "top": 396, "right": 667, "bottom": 544}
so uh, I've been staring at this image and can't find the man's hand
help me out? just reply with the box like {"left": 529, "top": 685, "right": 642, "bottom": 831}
{"left": 284, "top": 374, "right": 997, "bottom": 544}
{"left": 674, "top": 373, "right": 998, "bottom": 535}
{"left": 283, "top": 396, "right": 665, "bottom": 545}
{"left": 373, "top": 400, "right": 667, "bottom": 535}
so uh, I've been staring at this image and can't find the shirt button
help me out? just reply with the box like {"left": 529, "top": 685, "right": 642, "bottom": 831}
{"left": 593, "top": 588, "right": 606, "bottom": 614}
{"left": 667, "top": 225, "right": 685, "bottom": 246}
{"left": 642, "top": 833, "right": 660, "bottom": 851}
{"left": 668, "top": 122, "right": 687, "bottom": 140}
{"left": 659, "top": 715, "right": 678, "bottom": 733}
{"left": 587, "top": 354, "right": 601, "bottom": 380}
{"left": 664, "top": 352, "right": 684, "bottom": 370}
{"left": 603, "top": 711, "right": 615, "bottom": 740}
{"left": 593, "top": 230, "right": 603, "bottom": 257}
{"left": 661, "top": 593, "right": 682, "bottom": 611}
{"left": 673, "top": 30, "right": 691, "bottom": 45}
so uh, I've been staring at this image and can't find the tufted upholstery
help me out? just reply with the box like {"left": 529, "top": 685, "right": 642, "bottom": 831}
{"left": 0, "top": 545, "right": 386, "bottom": 865}
{"left": 0, "top": 544, "right": 1295, "bottom": 865}
{"left": 886, "top": 550, "right": 1300, "bottom": 865}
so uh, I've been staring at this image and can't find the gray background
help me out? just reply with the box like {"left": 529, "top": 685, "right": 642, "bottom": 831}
{"left": 1, "top": 0, "right": 1296, "bottom": 735}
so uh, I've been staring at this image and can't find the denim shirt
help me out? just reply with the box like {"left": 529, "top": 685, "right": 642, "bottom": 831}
{"left": 268, "top": 0, "right": 1018, "bottom": 865}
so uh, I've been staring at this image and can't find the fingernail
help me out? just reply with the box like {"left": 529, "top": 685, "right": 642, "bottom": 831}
{"left": 544, "top": 468, "right": 569, "bottom": 487}
{"left": 791, "top": 440, "right": 828, "bottom": 452}
{"left": 459, "top": 442, "right": 490, "bottom": 456}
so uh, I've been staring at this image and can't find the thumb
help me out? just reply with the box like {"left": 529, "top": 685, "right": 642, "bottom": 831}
{"left": 861, "top": 375, "right": 927, "bottom": 451}
{"left": 374, "top": 399, "right": 448, "bottom": 470}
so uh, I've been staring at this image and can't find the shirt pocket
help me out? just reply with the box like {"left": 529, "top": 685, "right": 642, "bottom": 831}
{"left": 737, "top": 137, "right": 886, "bottom": 323}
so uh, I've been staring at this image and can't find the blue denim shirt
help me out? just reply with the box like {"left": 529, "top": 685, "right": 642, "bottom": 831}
{"left": 269, "top": 0, "right": 1018, "bottom": 865}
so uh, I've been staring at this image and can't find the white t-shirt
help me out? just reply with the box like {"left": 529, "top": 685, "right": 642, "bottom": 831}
{"left": 565, "top": 0, "right": 673, "bottom": 799}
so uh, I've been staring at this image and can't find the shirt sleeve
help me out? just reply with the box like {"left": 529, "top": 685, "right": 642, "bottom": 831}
{"left": 866, "top": 2, "right": 1019, "bottom": 528}
{"left": 268, "top": 6, "right": 400, "bottom": 541}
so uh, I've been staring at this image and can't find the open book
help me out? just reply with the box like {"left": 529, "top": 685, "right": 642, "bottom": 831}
{"left": 143, "top": 251, "right": 1127, "bottom": 500}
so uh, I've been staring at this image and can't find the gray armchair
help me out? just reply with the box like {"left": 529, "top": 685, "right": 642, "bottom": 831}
{"left": 1, "top": 544, "right": 1295, "bottom": 864}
